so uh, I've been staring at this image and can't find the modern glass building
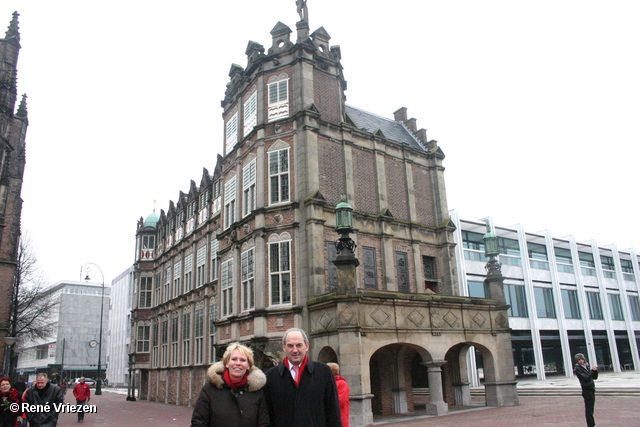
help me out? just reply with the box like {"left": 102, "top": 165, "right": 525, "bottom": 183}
{"left": 450, "top": 210, "right": 640, "bottom": 381}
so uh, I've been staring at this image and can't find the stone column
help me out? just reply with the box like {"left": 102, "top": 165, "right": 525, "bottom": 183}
{"left": 452, "top": 382, "right": 471, "bottom": 406}
{"left": 334, "top": 250, "right": 360, "bottom": 295}
{"left": 422, "top": 360, "right": 448, "bottom": 415}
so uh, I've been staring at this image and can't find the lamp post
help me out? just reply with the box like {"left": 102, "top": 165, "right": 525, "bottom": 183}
{"left": 83, "top": 263, "right": 105, "bottom": 395}
{"left": 333, "top": 194, "right": 359, "bottom": 295}
{"left": 2, "top": 336, "right": 17, "bottom": 378}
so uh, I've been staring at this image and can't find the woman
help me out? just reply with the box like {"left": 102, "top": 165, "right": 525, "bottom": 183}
{"left": 327, "top": 363, "right": 350, "bottom": 427}
{"left": 191, "top": 342, "right": 269, "bottom": 427}
{"left": 0, "top": 377, "right": 21, "bottom": 427}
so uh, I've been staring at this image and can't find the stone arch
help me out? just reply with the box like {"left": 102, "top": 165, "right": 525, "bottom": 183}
{"left": 444, "top": 340, "right": 507, "bottom": 407}
{"left": 317, "top": 346, "right": 338, "bottom": 363}
{"left": 368, "top": 343, "right": 434, "bottom": 415}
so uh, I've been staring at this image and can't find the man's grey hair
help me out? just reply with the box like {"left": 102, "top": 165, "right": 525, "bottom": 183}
{"left": 36, "top": 373, "right": 48, "bottom": 380}
{"left": 282, "top": 327, "right": 309, "bottom": 344}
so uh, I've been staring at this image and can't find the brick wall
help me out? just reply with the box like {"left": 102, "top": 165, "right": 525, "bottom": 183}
{"left": 385, "top": 157, "right": 409, "bottom": 221}
{"left": 412, "top": 165, "right": 436, "bottom": 226}
{"left": 313, "top": 70, "right": 341, "bottom": 124}
{"left": 352, "top": 148, "right": 379, "bottom": 215}
{"left": 318, "top": 139, "right": 345, "bottom": 205}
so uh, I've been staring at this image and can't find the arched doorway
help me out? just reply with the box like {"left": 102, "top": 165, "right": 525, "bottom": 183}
{"left": 369, "top": 343, "right": 433, "bottom": 415}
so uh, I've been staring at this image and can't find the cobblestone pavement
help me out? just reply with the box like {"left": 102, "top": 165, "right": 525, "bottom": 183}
{"left": 53, "top": 391, "right": 638, "bottom": 426}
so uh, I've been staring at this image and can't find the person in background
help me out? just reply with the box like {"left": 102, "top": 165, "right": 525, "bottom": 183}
{"left": 72, "top": 377, "right": 91, "bottom": 423}
{"left": 24, "top": 373, "right": 63, "bottom": 427}
{"left": 191, "top": 342, "right": 269, "bottom": 427}
{"left": 0, "top": 377, "right": 21, "bottom": 427}
{"left": 326, "top": 363, "right": 350, "bottom": 427}
{"left": 265, "top": 328, "right": 342, "bottom": 427}
{"left": 574, "top": 353, "right": 598, "bottom": 427}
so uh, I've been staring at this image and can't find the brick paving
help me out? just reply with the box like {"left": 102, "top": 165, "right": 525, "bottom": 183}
{"left": 52, "top": 390, "right": 638, "bottom": 426}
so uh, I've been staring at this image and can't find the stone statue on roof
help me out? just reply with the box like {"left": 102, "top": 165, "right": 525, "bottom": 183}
{"left": 296, "top": 0, "right": 308, "bottom": 22}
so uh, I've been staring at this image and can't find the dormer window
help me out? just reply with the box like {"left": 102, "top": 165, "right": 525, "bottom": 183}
{"left": 267, "top": 76, "right": 289, "bottom": 122}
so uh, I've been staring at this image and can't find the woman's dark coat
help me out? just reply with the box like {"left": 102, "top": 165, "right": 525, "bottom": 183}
{"left": 191, "top": 362, "right": 269, "bottom": 427}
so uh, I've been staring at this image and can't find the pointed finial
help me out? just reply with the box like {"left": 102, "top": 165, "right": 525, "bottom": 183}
{"left": 16, "top": 94, "right": 28, "bottom": 119}
{"left": 5, "top": 11, "right": 20, "bottom": 41}
{"left": 153, "top": 199, "right": 157, "bottom": 212}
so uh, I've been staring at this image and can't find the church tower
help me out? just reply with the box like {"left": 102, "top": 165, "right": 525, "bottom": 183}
{"left": 0, "top": 11, "right": 28, "bottom": 370}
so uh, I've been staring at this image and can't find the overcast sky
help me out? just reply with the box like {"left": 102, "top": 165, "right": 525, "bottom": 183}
{"left": 2, "top": 0, "right": 639, "bottom": 285}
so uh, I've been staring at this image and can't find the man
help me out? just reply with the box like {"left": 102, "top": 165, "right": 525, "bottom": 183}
{"left": 265, "top": 328, "right": 342, "bottom": 427}
{"left": 574, "top": 353, "right": 598, "bottom": 427}
{"left": 73, "top": 377, "right": 91, "bottom": 423}
{"left": 24, "top": 373, "right": 64, "bottom": 427}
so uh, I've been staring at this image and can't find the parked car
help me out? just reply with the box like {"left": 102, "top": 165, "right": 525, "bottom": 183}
{"left": 73, "top": 378, "right": 96, "bottom": 388}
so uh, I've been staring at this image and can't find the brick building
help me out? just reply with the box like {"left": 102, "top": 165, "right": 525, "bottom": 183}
{"left": 129, "top": 3, "right": 518, "bottom": 423}
{"left": 0, "top": 12, "right": 28, "bottom": 372}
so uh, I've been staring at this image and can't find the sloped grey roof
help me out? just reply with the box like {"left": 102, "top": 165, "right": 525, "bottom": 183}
{"left": 345, "top": 105, "right": 425, "bottom": 151}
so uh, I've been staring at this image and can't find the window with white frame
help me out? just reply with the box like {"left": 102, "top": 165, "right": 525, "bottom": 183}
{"left": 243, "top": 159, "right": 256, "bottom": 217}
{"left": 137, "top": 324, "right": 150, "bottom": 353}
{"left": 244, "top": 91, "right": 257, "bottom": 136}
{"left": 198, "top": 189, "right": 209, "bottom": 225}
{"left": 270, "top": 241, "right": 291, "bottom": 305}
{"left": 561, "top": 289, "right": 581, "bottom": 319}
{"left": 182, "top": 312, "right": 191, "bottom": 365}
{"left": 212, "top": 180, "right": 222, "bottom": 214}
{"left": 209, "top": 298, "right": 218, "bottom": 363}
{"left": 196, "top": 244, "right": 207, "bottom": 287}
{"left": 241, "top": 248, "right": 255, "bottom": 311}
{"left": 608, "top": 294, "right": 624, "bottom": 320}
{"left": 194, "top": 305, "right": 204, "bottom": 365}
{"left": 171, "top": 314, "right": 179, "bottom": 366}
{"left": 164, "top": 266, "right": 171, "bottom": 303}
{"left": 224, "top": 176, "right": 237, "bottom": 229}
{"left": 267, "top": 78, "right": 289, "bottom": 121}
{"left": 152, "top": 321, "right": 159, "bottom": 367}
{"left": 534, "top": 287, "right": 556, "bottom": 318}
{"left": 586, "top": 291, "right": 604, "bottom": 319}
{"left": 225, "top": 111, "right": 238, "bottom": 154}
{"left": 173, "top": 259, "right": 182, "bottom": 298}
{"left": 139, "top": 276, "right": 152, "bottom": 308}
{"left": 154, "top": 272, "right": 161, "bottom": 307}
{"left": 629, "top": 295, "right": 640, "bottom": 321}
{"left": 268, "top": 148, "right": 289, "bottom": 204}
{"left": 161, "top": 317, "right": 168, "bottom": 367}
{"left": 221, "top": 259, "right": 234, "bottom": 316}
{"left": 184, "top": 253, "right": 193, "bottom": 293}
{"left": 141, "top": 235, "right": 155, "bottom": 260}
{"left": 211, "top": 239, "right": 219, "bottom": 281}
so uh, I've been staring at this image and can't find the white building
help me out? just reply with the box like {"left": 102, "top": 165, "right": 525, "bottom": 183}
{"left": 15, "top": 280, "right": 110, "bottom": 383}
{"left": 106, "top": 266, "right": 134, "bottom": 387}
{"left": 451, "top": 210, "right": 640, "bottom": 380}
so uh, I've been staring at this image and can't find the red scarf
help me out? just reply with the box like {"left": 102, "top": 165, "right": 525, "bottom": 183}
{"left": 223, "top": 369, "right": 249, "bottom": 390}
{"left": 284, "top": 355, "right": 308, "bottom": 387}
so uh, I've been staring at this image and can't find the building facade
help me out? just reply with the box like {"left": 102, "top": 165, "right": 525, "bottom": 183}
{"left": 107, "top": 266, "right": 134, "bottom": 387}
{"left": 129, "top": 3, "right": 518, "bottom": 423}
{"left": 451, "top": 210, "right": 640, "bottom": 382}
{"left": 0, "top": 12, "right": 28, "bottom": 370}
{"left": 15, "top": 281, "right": 111, "bottom": 383}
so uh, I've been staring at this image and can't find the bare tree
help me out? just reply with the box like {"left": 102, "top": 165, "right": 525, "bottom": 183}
{"left": 10, "top": 232, "right": 58, "bottom": 342}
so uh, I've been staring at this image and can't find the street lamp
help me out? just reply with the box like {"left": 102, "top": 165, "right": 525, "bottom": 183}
{"left": 83, "top": 263, "right": 105, "bottom": 395}
{"left": 2, "top": 336, "right": 17, "bottom": 378}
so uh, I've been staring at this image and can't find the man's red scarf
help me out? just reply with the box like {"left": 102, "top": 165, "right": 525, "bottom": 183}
{"left": 223, "top": 369, "right": 249, "bottom": 390}
{"left": 284, "top": 355, "right": 308, "bottom": 387}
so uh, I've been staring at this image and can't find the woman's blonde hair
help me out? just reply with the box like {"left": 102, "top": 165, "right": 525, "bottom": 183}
{"left": 221, "top": 342, "right": 255, "bottom": 368}
{"left": 326, "top": 362, "right": 340, "bottom": 376}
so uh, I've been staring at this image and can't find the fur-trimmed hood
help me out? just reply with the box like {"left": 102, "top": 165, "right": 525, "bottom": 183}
{"left": 207, "top": 361, "right": 267, "bottom": 392}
